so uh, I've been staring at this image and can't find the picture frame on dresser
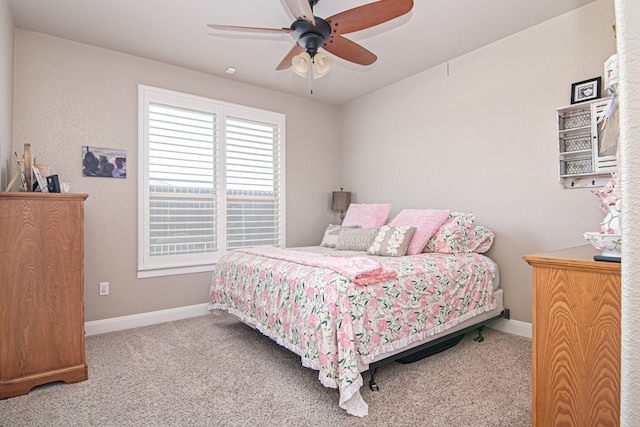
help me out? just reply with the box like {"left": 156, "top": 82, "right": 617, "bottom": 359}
{"left": 4, "top": 152, "right": 27, "bottom": 192}
{"left": 32, "top": 166, "right": 48, "bottom": 192}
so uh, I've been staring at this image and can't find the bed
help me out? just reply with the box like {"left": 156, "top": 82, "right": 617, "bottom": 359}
{"left": 208, "top": 207, "right": 506, "bottom": 417}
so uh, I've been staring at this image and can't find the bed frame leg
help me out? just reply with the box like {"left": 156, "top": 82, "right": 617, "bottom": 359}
{"left": 368, "top": 368, "right": 380, "bottom": 391}
{"left": 474, "top": 326, "right": 485, "bottom": 342}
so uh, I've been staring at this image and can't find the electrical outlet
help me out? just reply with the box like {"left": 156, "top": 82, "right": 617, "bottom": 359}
{"left": 99, "top": 281, "right": 109, "bottom": 296}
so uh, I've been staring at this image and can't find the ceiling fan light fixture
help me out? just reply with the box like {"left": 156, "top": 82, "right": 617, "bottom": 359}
{"left": 292, "top": 51, "right": 332, "bottom": 79}
{"left": 312, "top": 53, "right": 332, "bottom": 79}
{"left": 292, "top": 51, "right": 311, "bottom": 78}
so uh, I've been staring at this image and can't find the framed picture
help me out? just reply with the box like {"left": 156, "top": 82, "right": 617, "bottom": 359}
{"left": 32, "top": 165, "right": 48, "bottom": 192}
{"left": 570, "top": 77, "right": 601, "bottom": 104}
{"left": 5, "top": 152, "right": 27, "bottom": 191}
{"left": 82, "top": 146, "right": 127, "bottom": 178}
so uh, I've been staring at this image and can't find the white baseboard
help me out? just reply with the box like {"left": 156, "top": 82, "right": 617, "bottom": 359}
{"left": 85, "top": 302, "right": 532, "bottom": 340}
{"left": 487, "top": 318, "right": 532, "bottom": 339}
{"left": 85, "top": 303, "right": 210, "bottom": 336}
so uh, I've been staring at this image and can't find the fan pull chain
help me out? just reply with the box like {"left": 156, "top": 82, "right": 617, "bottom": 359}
{"left": 308, "top": 58, "right": 314, "bottom": 95}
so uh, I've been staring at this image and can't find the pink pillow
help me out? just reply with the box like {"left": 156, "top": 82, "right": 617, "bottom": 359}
{"left": 342, "top": 203, "right": 391, "bottom": 228}
{"left": 389, "top": 208, "right": 451, "bottom": 255}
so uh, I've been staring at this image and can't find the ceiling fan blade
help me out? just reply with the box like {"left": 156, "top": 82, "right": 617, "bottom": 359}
{"left": 282, "top": 0, "right": 316, "bottom": 25}
{"left": 207, "top": 24, "right": 292, "bottom": 34}
{"left": 323, "top": 35, "right": 377, "bottom": 66}
{"left": 276, "top": 45, "right": 305, "bottom": 70}
{"left": 326, "top": 0, "right": 413, "bottom": 35}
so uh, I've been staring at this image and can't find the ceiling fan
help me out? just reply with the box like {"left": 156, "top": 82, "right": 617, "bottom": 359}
{"left": 207, "top": 0, "right": 414, "bottom": 79}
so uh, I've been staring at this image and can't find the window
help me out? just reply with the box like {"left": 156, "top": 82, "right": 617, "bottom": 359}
{"left": 138, "top": 85, "right": 285, "bottom": 277}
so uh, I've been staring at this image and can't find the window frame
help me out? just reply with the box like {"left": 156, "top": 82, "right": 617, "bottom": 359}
{"left": 137, "top": 85, "right": 286, "bottom": 278}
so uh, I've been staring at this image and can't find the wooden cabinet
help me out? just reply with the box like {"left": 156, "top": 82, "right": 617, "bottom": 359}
{"left": 525, "top": 245, "right": 620, "bottom": 427}
{"left": 0, "top": 192, "right": 89, "bottom": 399}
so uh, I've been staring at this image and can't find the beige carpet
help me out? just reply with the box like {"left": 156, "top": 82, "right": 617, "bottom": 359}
{"left": 0, "top": 311, "right": 531, "bottom": 426}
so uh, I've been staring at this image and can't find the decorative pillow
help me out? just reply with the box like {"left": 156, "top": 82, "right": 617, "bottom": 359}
{"left": 342, "top": 203, "right": 392, "bottom": 228}
{"left": 389, "top": 208, "right": 450, "bottom": 255}
{"left": 367, "top": 225, "right": 416, "bottom": 257}
{"left": 466, "top": 225, "right": 495, "bottom": 253}
{"left": 320, "top": 224, "right": 360, "bottom": 248}
{"left": 335, "top": 228, "right": 379, "bottom": 251}
{"left": 424, "top": 211, "right": 475, "bottom": 253}
{"left": 423, "top": 212, "right": 498, "bottom": 254}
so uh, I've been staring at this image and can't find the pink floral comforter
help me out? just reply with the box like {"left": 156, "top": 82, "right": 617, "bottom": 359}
{"left": 208, "top": 246, "right": 497, "bottom": 417}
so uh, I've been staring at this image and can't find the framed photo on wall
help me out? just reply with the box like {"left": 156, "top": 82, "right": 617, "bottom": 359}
{"left": 82, "top": 146, "right": 127, "bottom": 178}
{"left": 570, "top": 77, "right": 601, "bottom": 104}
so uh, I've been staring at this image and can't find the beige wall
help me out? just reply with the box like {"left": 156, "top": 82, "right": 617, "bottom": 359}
{"left": 0, "top": 0, "right": 13, "bottom": 189}
{"left": 12, "top": 30, "right": 342, "bottom": 321}
{"left": 8, "top": 1, "right": 620, "bottom": 325}
{"left": 339, "top": 0, "right": 616, "bottom": 323}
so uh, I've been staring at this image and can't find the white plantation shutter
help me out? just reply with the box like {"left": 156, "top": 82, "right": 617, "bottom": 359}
{"left": 139, "top": 86, "right": 285, "bottom": 276}
{"left": 226, "top": 116, "right": 281, "bottom": 250}
{"left": 147, "top": 103, "right": 218, "bottom": 257}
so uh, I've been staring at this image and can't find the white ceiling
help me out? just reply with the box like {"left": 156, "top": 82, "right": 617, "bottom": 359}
{"left": 8, "top": 0, "right": 597, "bottom": 105}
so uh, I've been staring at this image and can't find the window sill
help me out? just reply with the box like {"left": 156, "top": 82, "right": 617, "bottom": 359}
{"left": 137, "top": 263, "right": 215, "bottom": 279}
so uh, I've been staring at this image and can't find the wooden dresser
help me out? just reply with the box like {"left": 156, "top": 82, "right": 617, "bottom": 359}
{"left": 0, "top": 192, "right": 89, "bottom": 399}
{"left": 524, "top": 245, "right": 620, "bottom": 427}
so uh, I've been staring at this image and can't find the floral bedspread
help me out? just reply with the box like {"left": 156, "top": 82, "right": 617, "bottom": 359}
{"left": 208, "top": 246, "right": 497, "bottom": 417}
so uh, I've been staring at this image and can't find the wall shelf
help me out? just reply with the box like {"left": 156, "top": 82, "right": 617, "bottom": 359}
{"left": 557, "top": 97, "right": 616, "bottom": 188}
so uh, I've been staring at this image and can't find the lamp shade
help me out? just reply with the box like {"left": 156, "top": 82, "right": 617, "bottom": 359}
{"left": 331, "top": 190, "right": 351, "bottom": 212}
{"left": 292, "top": 52, "right": 311, "bottom": 78}
{"left": 292, "top": 52, "right": 332, "bottom": 79}
{"left": 312, "top": 53, "right": 332, "bottom": 79}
